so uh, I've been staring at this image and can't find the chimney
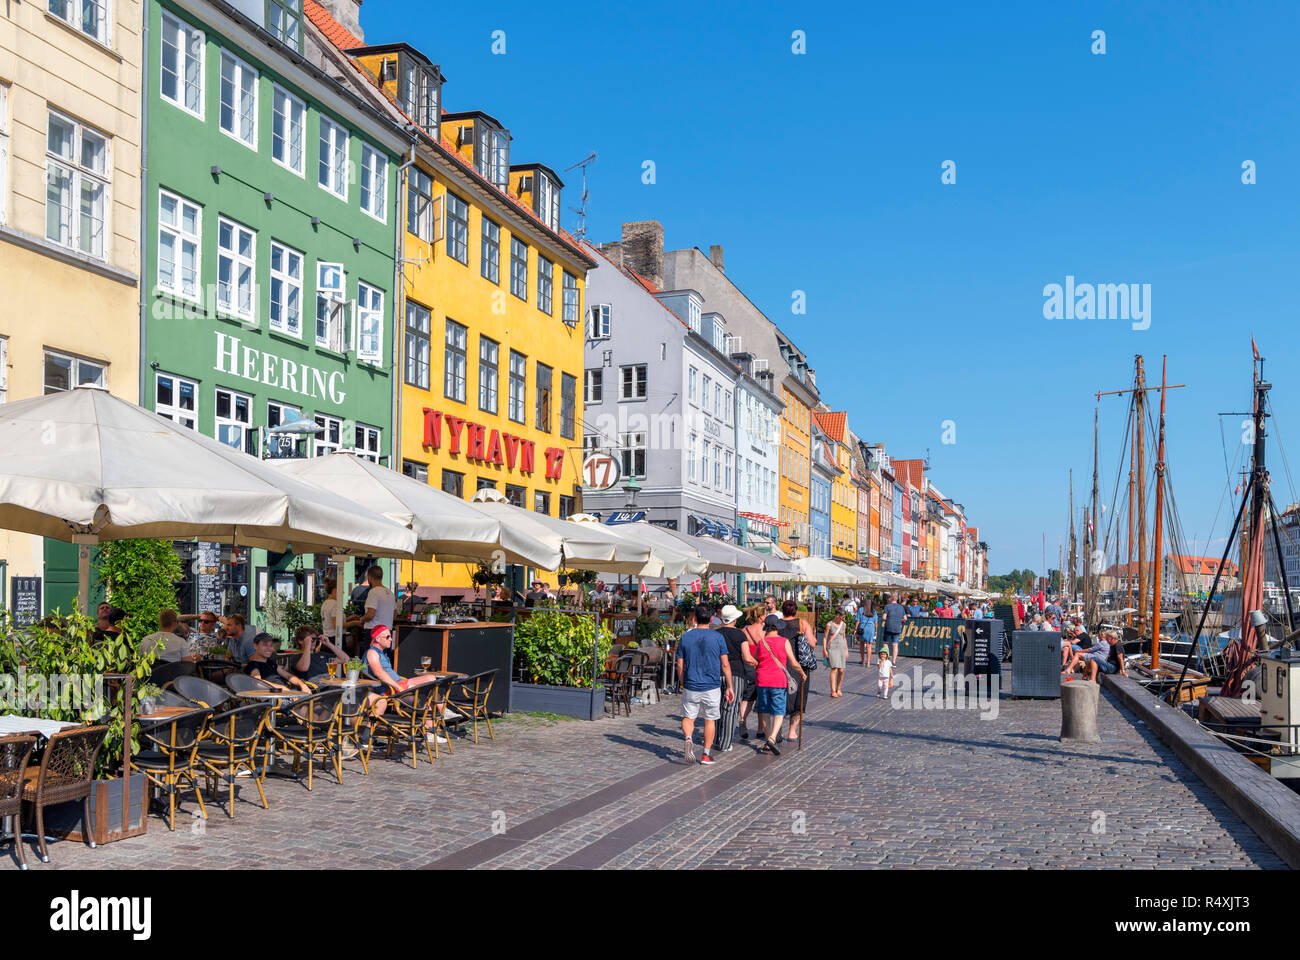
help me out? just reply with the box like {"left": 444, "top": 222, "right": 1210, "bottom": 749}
{"left": 597, "top": 241, "right": 623, "bottom": 270}
{"left": 619, "top": 221, "right": 663, "bottom": 290}
{"left": 321, "top": 0, "right": 364, "bottom": 41}
{"left": 709, "top": 244, "right": 724, "bottom": 272}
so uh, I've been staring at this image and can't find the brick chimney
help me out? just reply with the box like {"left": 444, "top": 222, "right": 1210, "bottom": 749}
{"left": 618, "top": 221, "right": 663, "bottom": 290}
{"left": 709, "top": 244, "right": 724, "bottom": 272}
{"left": 321, "top": 0, "right": 364, "bottom": 41}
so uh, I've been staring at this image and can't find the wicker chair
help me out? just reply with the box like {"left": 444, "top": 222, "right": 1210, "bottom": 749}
{"left": 150, "top": 659, "right": 197, "bottom": 688}
{"left": 131, "top": 708, "right": 211, "bottom": 831}
{"left": 167, "top": 675, "right": 232, "bottom": 710}
{"left": 336, "top": 682, "right": 373, "bottom": 774}
{"left": 368, "top": 681, "right": 447, "bottom": 769}
{"left": 22, "top": 725, "right": 109, "bottom": 862}
{"left": 1, "top": 734, "right": 37, "bottom": 870}
{"left": 197, "top": 701, "right": 273, "bottom": 818}
{"left": 195, "top": 658, "right": 236, "bottom": 684}
{"left": 447, "top": 670, "right": 497, "bottom": 743}
{"left": 604, "top": 655, "right": 635, "bottom": 717}
{"left": 269, "top": 688, "right": 345, "bottom": 790}
{"left": 226, "top": 673, "right": 272, "bottom": 696}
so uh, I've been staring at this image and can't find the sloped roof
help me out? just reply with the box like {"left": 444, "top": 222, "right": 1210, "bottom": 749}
{"left": 1168, "top": 554, "right": 1239, "bottom": 577}
{"left": 304, "top": 0, "right": 362, "bottom": 48}
{"left": 812, "top": 410, "right": 847, "bottom": 443}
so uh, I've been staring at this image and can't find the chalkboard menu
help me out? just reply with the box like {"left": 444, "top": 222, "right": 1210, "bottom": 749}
{"left": 195, "top": 542, "right": 223, "bottom": 614}
{"left": 10, "top": 576, "right": 41, "bottom": 627}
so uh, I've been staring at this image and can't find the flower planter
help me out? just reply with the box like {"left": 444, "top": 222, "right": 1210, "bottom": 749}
{"left": 510, "top": 682, "right": 606, "bottom": 721}
{"left": 45, "top": 772, "right": 149, "bottom": 844}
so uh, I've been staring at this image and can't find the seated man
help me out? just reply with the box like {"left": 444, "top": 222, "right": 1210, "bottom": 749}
{"left": 362, "top": 626, "right": 459, "bottom": 743}
{"left": 288, "top": 625, "right": 348, "bottom": 681}
{"left": 244, "top": 633, "right": 310, "bottom": 692}
{"left": 223, "top": 613, "right": 257, "bottom": 664}
{"left": 143, "top": 609, "right": 192, "bottom": 662}
{"left": 1065, "top": 629, "right": 1116, "bottom": 680}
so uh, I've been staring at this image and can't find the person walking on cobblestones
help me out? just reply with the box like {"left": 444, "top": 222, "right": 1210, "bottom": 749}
{"left": 877, "top": 648, "right": 895, "bottom": 699}
{"left": 677, "top": 604, "right": 734, "bottom": 765}
{"left": 741, "top": 619, "right": 806, "bottom": 757}
{"left": 881, "top": 593, "right": 905, "bottom": 663}
{"left": 778, "top": 599, "right": 818, "bottom": 744}
{"left": 824, "top": 611, "right": 848, "bottom": 697}
{"left": 740, "top": 604, "right": 768, "bottom": 740}
{"left": 715, "top": 605, "right": 750, "bottom": 752}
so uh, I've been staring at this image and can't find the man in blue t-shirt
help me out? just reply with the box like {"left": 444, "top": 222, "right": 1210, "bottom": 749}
{"left": 676, "top": 603, "right": 734, "bottom": 766}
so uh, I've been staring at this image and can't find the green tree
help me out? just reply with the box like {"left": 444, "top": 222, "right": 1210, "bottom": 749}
{"left": 96, "top": 539, "right": 184, "bottom": 647}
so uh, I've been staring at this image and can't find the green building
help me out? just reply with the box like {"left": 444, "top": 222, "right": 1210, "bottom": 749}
{"left": 141, "top": 0, "right": 410, "bottom": 622}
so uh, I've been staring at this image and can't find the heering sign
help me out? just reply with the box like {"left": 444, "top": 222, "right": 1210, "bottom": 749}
{"left": 422, "top": 408, "right": 565, "bottom": 481}
{"left": 215, "top": 332, "right": 347, "bottom": 405}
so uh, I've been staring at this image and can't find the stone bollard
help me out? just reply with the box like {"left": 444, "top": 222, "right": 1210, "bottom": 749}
{"left": 1059, "top": 679, "right": 1101, "bottom": 743}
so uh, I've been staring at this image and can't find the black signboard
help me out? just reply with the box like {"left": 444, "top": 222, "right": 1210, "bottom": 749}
{"left": 962, "top": 618, "right": 1002, "bottom": 675}
{"left": 10, "top": 576, "right": 41, "bottom": 627}
{"left": 897, "top": 617, "right": 962, "bottom": 659}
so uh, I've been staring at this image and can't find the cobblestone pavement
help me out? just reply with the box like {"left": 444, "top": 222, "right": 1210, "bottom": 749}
{"left": 13, "top": 654, "right": 1284, "bottom": 870}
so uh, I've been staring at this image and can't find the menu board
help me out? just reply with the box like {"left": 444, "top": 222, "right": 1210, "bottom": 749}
{"left": 195, "top": 542, "right": 223, "bottom": 615}
{"left": 10, "top": 576, "right": 41, "bottom": 627}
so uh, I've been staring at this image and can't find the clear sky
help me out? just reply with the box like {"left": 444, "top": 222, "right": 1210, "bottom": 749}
{"left": 363, "top": 0, "right": 1300, "bottom": 572}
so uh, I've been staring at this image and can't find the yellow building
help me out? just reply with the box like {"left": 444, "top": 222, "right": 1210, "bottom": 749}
{"left": 779, "top": 380, "right": 812, "bottom": 554}
{"left": 313, "top": 25, "right": 595, "bottom": 588}
{"left": 814, "top": 411, "right": 856, "bottom": 564}
{"left": 0, "top": 0, "right": 142, "bottom": 612}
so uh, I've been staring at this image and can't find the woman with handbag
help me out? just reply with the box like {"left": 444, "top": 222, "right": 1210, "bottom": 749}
{"left": 824, "top": 610, "right": 849, "bottom": 697}
{"left": 741, "top": 619, "right": 806, "bottom": 757}
{"left": 777, "top": 599, "right": 818, "bottom": 745}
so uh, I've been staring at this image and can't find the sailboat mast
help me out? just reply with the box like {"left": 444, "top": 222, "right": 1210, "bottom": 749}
{"left": 1127, "top": 410, "right": 1136, "bottom": 628}
{"left": 1136, "top": 356, "right": 1148, "bottom": 635}
{"left": 1151, "top": 356, "right": 1169, "bottom": 670}
{"left": 1089, "top": 406, "right": 1100, "bottom": 626}
{"left": 1068, "top": 470, "right": 1077, "bottom": 601}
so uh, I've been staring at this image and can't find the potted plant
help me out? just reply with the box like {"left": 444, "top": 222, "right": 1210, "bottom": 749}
{"left": 510, "top": 610, "right": 613, "bottom": 720}
{"left": 137, "top": 683, "right": 164, "bottom": 716}
{"left": 345, "top": 658, "right": 363, "bottom": 683}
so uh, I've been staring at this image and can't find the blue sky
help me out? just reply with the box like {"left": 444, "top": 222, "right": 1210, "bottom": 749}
{"left": 364, "top": 0, "right": 1300, "bottom": 572}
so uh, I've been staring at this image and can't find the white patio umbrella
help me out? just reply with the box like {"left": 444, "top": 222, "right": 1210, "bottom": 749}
{"left": 569, "top": 516, "right": 707, "bottom": 579}
{"left": 470, "top": 502, "right": 659, "bottom": 575}
{"left": 616, "top": 521, "right": 768, "bottom": 575}
{"left": 0, "top": 386, "right": 418, "bottom": 613}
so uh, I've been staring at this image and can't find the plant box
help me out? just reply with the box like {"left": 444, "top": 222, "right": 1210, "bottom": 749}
{"left": 45, "top": 772, "right": 148, "bottom": 844}
{"left": 510, "top": 682, "right": 606, "bottom": 721}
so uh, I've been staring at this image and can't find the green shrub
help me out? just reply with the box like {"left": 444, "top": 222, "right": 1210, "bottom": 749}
{"left": 96, "top": 539, "right": 183, "bottom": 647}
{"left": 513, "top": 610, "right": 613, "bottom": 688}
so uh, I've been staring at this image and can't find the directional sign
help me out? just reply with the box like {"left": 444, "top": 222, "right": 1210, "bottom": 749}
{"left": 581, "top": 451, "right": 622, "bottom": 491}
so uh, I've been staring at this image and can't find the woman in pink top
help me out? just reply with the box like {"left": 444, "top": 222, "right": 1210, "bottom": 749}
{"left": 741, "top": 620, "right": 807, "bottom": 757}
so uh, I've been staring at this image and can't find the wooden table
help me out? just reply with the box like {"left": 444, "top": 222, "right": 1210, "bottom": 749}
{"left": 137, "top": 706, "right": 194, "bottom": 722}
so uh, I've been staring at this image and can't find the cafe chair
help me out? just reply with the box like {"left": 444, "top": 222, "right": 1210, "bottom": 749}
{"left": 131, "top": 708, "right": 212, "bottom": 832}
{"left": 604, "top": 655, "right": 635, "bottom": 718}
{"left": 22, "top": 725, "right": 109, "bottom": 862}
{"left": 167, "top": 675, "right": 232, "bottom": 710}
{"left": 197, "top": 701, "right": 273, "bottom": 819}
{"left": 155, "top": 689, "right": 194, "bottom": 709}
{"left": 1, "top": 734, "right": 37, "bottom": 870}
{"left": 195, "top": 659, "right": 235, "bottom": 684}
{"left": 269, "top": 688, "right": 345, "bottom": 790}
{"left": 336, "top": 683, "right": 372, "bottom": 774}
{"left": 369, "top": 681, "right": 443, "bottom": 769}
{"left": 227, "top": 674, "right": 273, "bottom": 696}
{"left": 447, "top": 670, "right": 497, "bottom": 743}
{"left": 150, "top": 659, "right": 197, "bottom": 688}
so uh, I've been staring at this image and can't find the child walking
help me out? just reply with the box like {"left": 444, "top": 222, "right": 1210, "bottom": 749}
{"left": 876, "top": 648, "right": 894, "bottom": 699}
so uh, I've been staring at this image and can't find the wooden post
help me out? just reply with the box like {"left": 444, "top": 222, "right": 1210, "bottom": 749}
{"left": 1136, "top": 356, "right": 1148, "bottom": 635}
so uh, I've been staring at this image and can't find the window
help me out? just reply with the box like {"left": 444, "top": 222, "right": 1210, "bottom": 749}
{"left": 560, "top": 373, "right": 576, "bottom": 439}
{"left": 562, "top": 271, "right": 579, "bottom": 326}
{"left": 724, "top": 451, "right": 732, "bottom": 493}
{"left": 558, "top": 495, "right": 574, "bottom": 520}
{"left": 587, "top": 304, "right": 610, "bottom": 339}
{"left": 354, "top": 423, "right": 381, "bottom": 463}
{"left": 400, "top": 60, "right": 439, "bottom": 132}
{"left": 688, "top": 367, "right": 697, "bottom": 403}
{"left": 619, "top": 365, "right": 647, "bottom": 400}
{"left": 508, "top": 350, "right": 526, "bottom": 423}
{"left": 271, "top": 85, "right": 305, "bottom": 174}
{"left": 536, "top": 173, "right": 560, "bottom": 230}
{"left": 49, "top": 0, "right": 109, "bottom": 45}
{"left": 441, "top": 470, "right": 464, "bottom": 498}
{"left": 476, "top": 122, "right": 508, "bottom": 189}
{"left": 476, "top": 477, "right": 497, "bottom": 492}
{"left": 215, "top": 387, "right": 254, "bottom": 454}
{"left": 402, "top": 460, "right": 429, "bottom": 483}
{"left": 711, "top": 317, "right": 723, "bottom": 351}
{"left": 701, "top": 441, "right": 711, "bottom": 486}
{"left": 267, "top": 0, "right": 301, "bottom": 50}
{"left": 534, "top": 491, "right": 550, "bottom": 515}
{"left": 535, "top": 363, "right": 552, "bottom": 432}
{"left": 688, "top": 432, "right": 697, "bottom": 481}
{"left": 477, "top": 336, "right": 499, "bottom": 414}
{"left": 357, "top": 283, "right": 383, "bottom": 362}
{"left": 714, "top": 383, "right": 721, "bottom": 415}
{"left": 444, "top": 319, "right": 467, "bottom": 402}
{"left": 477, "top": 217, "right": 502, "bottom": 284}
{"left": 315, "top": 262, "right": 346, "bottom": 348}
{"left": 219, "top": 50, "right": 257, "bottom": 148}
{"left": 723, "top": 390, "right": 732, "bottom": 423}
{"left": 268, "top": 241, "right": 303, "bottom": 336}
{"left": 584, "top": 369, "right": 602, "bottom": 403}
{"left": 510, "top": 237, "right": 528, "bottom": 300}
{"left": 620, "top": 432, "right": 646, "bottom": 479}
{"left": 46, "top": 111, "right": 108, "bottom": 258}
{"left": 216, "top": 217, "right": 256, "bottom": 321}
{"left": 537, "top": 256, "right": 553, "bottom": 314}
{"left": 714, "top": 447, "right": 721, "bottom": 488}
{"left": 687, "top": 300, "right": 701, "bottom": 332}
{"left": 157, "top": 189, "right": 201, "bottom": 301}
{"left": 583, "top": 434, "right": 600, "bottom": 456}
{"left": 267, "top": 401, "right": 303, "bottom": 457}
{"left": 407, "top": 167, "right": 433, "bottom": 241}
{"left": 155, "top": 372, "right": 197, "bottom": 428}
{"left": 445, "top": 191, "right": 468, "bottom": 263}
{"left": 44, "top": 350, "right": 106, "bottom": 394}
{"left": 405, "top": 301, "right": 430, "bottom": 389}
{"left": 701, "top": 375, "right": 711, "bottom": 413}
{"left": 160, "top": 12, "right": 204, "bottom": 117}
{"left": 313, "top": 413, "right": 342, "bottom": 456}
{"left": 359, "top": 143, "right": 386, "bottom": 221}
{"left": 504, "top": 484, "right": 525, "bottom": 507}
{"left": 318, "top": 116, "right": 348, "bottom": 198}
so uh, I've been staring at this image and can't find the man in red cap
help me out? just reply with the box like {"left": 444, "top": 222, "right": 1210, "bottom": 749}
{"left": 363, "top": 625, "right": 460, "bottom": 742}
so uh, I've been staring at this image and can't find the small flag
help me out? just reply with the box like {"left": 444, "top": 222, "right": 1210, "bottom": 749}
{"left": 1252, "top": 336, "right": 1260, "bottom": 362}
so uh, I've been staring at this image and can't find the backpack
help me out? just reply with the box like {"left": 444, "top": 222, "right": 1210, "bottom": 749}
{"left": 346, "top": 584, "right": 372, "bottom": 619}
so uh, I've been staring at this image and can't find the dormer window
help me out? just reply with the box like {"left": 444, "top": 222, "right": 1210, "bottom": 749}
{"left": 687, "top": 300, "right": 701, "bottom": 333}
{"left": 399, "top": 58, "right": 441, "bottom": 136}
{"left": 536, "top": 172, "right": 561, "bottom": 231}
{"left": 267, "top": 0, "right": 302, "bottom": 52}
{"left": 711, "top": 318, "right": 724, "bottom": 352}
{"left": 476, "top": 121, "right": 509, "bottom": 189}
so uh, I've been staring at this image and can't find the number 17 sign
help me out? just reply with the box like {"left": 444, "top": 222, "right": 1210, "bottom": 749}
{"left": 581, "top": 451, "right": 622, "bottom": 491}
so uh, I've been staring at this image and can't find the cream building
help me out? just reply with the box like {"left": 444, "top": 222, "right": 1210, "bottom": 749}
{"left": 0, "top": 0, "right": 142, "bottom": 614}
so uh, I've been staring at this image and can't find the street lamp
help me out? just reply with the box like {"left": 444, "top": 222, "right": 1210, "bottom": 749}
{"left": 622, "top": 475, "right": 641, "bottom": 511}
{"left": 789, "top": 528, "right": 804, "bottom": 558}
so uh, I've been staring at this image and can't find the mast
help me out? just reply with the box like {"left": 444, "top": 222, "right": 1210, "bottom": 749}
{"left": 1136, "top": 356, "right": 1148, "bottom": 637}
{"left": 1151, "top": 356, "right": 1169, "bottom": 669}
{"left": 1088, "top": 406, "right": 1100, "bottom": 626}
{"left": 1068, "top": 470, "right": 1077, "bottom": 601}
{"left": 1127, "top": 413, "right": 1135, "bottom": 628}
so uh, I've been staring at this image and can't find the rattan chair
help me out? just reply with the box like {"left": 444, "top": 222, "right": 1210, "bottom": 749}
{"left": 167, "top": 675, "right": 232, "bottom": 710}
{"left": 368, "top": 680, "right": 447, "bottom": 769}
{"left": 1, "top": 734, "right": 37, "bottom": 870}
{"left": 269, "top": 688, "right": 345, "bottom": 790}
{"left": 197, "top": 701, "right": 273, "bottom": 818}
{"left": 150, "top": 659, "right": 197, "bottom": 688}
{"left": 336, "top": 682, "right": 373, "bottom": 774}
{"left": 195, "top": 658, "right": 236, "bottom": 683}
{"left": 226, "top": 673, "right": 272, "bottom": 696}
{"left": 22, "top": 725, "right": 109, "bottom": 862}
{"left": 447, "top": 670, "right": 497, "bottom": 743}
{"left": 604, "top": 655, "right": 635, "bottom": 717}
{"left": 131, "top": 708, "right": 211, "bottom": 831}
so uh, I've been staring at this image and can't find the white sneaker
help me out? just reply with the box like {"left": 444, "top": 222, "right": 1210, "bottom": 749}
{"left": 443, "top": 708, "right": 464, "bottom": 720}
{"left": 427, "top": 733, "right": 448, "bottom": 744}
